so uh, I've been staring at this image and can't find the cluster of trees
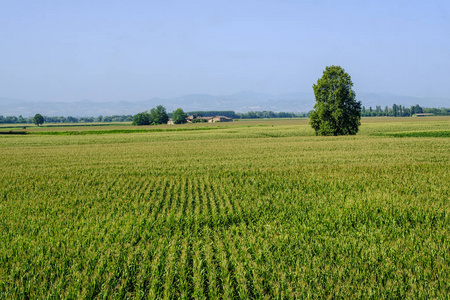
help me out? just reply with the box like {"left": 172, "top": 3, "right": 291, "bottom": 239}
{"left": 236, "top": 111, "right": 308, "bottom": 119}
{"left": 0, "top": 114, "right": 133, "bottom": 124}
{"left": 131, "top": 107, "right": 308, "bottom": 126}
{"left": 0, "top": 115, "right": 31, "bottom": 124}
{"left": 132, "top": 106, "right": 191, "bottom": 125}
{"left": 132, "top": 105, "right": 170, "bottom": 125}
{"left": 187, "top": 110, "right": 307, "bottom": 119}
{"left": 361, "top": 104, "right": 450, "bottom": 117}
{"left": 172, "top": 108, "right": 188, "bottom": 124}
{"left": 44, "top": 115, "right": 134, "bottom": 123}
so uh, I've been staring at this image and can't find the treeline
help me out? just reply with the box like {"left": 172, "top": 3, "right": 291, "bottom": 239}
{"left": 2, "top": 105, "right": 450, "bottom": 125}
{"left": 0, "top": 110, "right": 308, "bottom": 125}
{"left": 237, "top": 111, "right": 308, "bottom": 118}
{"left": 132, "top": 105, "right": 170, "bottom": 125}
{"left": 361, "top": 104, "right": 450, "bottom": 117}
{"left": 187, "top": 110, "right": 308, "bottom": 119}
{"left": 0, "top": 115, "right": 133, "bottom": 124}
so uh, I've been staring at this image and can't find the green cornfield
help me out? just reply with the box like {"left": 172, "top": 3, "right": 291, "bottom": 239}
{"left": 1, "top": 117, "right": 449, "bottom": 299}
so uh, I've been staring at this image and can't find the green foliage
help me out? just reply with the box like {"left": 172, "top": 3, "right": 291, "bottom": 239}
{"left": 358, "top": 104, "right": 450, "bottom": 117}
{"left": 150, "top": 105, "right": 169, "bottom": 125}
{"left": 191, "top": 118, "right": 207, "bottom": 123}
{"left": 32, "top": 113, "right": 44, "bottom": 126}
{"left": 188, "top": 110, "right": 238, "bottom": 118}
{"left": 411, "top": 104, "right": 423, "bottom": 115}
{"left": 132, "top": 111, "right": 150, "bottom": 125}
{"left": 187, "top": 110, "right": 307, "bottom": 119}
{"left": 66, "top": 116, "right": 78, "bottom": 123}
{"left": 172, "top": 108, "right": 187, "bottom": 124}
{"left": 1, "top": 117, "right": 450, "bottom": 298}
{"left": 310, "top": 66, "right": 361, "bottom": 135}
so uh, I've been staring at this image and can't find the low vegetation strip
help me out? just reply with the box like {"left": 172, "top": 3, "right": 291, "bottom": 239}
{"left": 16, "top": 124, "right": 272, "bottom": 136}
{"left": 27, "top": 126, "right": 226, "bottom": 135}
{"left": 375, "top": 130, "right": 450, "bottom": 138}
{"left": 0, "top": 131, "right": 27, "bottom": 135}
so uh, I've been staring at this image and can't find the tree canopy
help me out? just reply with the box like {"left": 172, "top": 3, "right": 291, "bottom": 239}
{"left": 132, "top": 105, "right": 169, "bottom": 126}
{"left": 150, "top": 105, "right": 169, "bottom": 125}
{"left": 310, "top": 66, "right": 361, "bottom": 136}
{"left": 33, "top": 113, "right": 44, "bottom": 126}
{"left": 132, "top": 112, "right": 150, "bottom": 126}
{"left": 172, "top": 108, "right": 187, "bottom": 124}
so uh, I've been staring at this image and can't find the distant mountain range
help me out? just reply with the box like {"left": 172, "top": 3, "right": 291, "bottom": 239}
{"left": 0, "top": 92, "right": 448, "bottom": 117}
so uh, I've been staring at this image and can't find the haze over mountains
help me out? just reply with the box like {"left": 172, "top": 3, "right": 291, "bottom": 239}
{"left": 1, "top": 91, "right": 448, "bottom": 117}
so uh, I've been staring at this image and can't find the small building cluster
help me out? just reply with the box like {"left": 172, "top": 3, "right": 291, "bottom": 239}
{"left": 186, "top": 115, "right": 233, "bottom": 123}
{"left": 168, "top": 115, "right": 233, "bottom": 124}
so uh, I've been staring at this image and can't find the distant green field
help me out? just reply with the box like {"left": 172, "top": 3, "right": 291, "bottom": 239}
{"left": 1, "top": 117, "right": 449, "bottom": 298}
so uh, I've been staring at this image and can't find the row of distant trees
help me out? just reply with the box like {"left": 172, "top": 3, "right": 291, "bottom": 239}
{"left": 186, "top": 110, "right": 309, "bottom": 119}
{"left": 361, "top": 104, "right": 450, "bottom": 117}
{"left": 132, "top": 105, "right": 171, "bottom": 125}
{"left": 0, "top": 114, "right": 133, "bottom": 124}
{"left": 131, "top": 107, "right": 310, "bottom": 125}
{"left": 1, "top": 105, "right": 449, "bottom": 125}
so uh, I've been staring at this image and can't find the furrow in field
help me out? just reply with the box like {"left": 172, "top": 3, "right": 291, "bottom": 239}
{"left": 175, "top": 176, "right": 188, "bottom": 233}
{"left": 239, "top": 227, "right": 274, "bottom": 299}
{"left": 203, "top": 230, "right": 221, "bottom": 298}
{"left": 147, "top": 235, "right": 170, "bottom": 298}
{"left": 227, "top": 232, "right": 252, "bottom": 299}
{"left": 215, "top": 233, "right": 238, "bottom": 299}
{"left": 198, "top": 176, "right": 211, "bottom": 228}
{"left": 216, "top": 178, "right": 240, "bottom": 227}
{"left": 160, "top": 178, "right": 175, "bottom": 218}
{"left": 192, "top": 177, "right": 201, "bottom": 234}
{"left": 148, "top": 177, "right": 169, "bottom": 225}
{"left": 200, "top": 177, "right": 215, "bottom": 228}
{"left": 192, "top": 238, "right": 206, "bottom": 299}
{"left": 209, "top": 178, "right": 224, "bottom": 226}
{"left": 162, "top": 232, "right": 181, "bottom": 299}
{"left": 177, "top": 235, "right": 192, "bottom": 300}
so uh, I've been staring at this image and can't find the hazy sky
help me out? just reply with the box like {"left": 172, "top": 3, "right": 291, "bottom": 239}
{"left": 1, "top": 0, "right": 449, "bottom": 102}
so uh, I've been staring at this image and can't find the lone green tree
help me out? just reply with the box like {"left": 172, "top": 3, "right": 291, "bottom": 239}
{"left": 172, "top": 108, "right": 187, "bottom": 124}
{"left": 310, "top": 66, "right": 361, "bottom": 136}
{"left": 33, "top": 113, "right": 44, "bottom": 126}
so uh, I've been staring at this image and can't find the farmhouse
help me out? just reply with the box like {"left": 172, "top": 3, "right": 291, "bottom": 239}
{"left": 211, "top": 116, "right": 233, "bottom": 123}
{"left": 185, "top": 115, "right": 233, "bottom": 123}
{"left": 186, "top": 115, "right": 196, "bottom": 122}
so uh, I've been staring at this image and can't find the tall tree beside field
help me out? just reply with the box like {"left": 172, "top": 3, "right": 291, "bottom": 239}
{"left": 33, "top": 113, "right": 44, "bottom": 126}
{"left": 310, "top": 66, "right": 361, "bottom": 136}
{"left": 172, "top": 108, "right": 187, "bottom": 124}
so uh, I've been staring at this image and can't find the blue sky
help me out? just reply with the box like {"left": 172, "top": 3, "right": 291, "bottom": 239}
{"left": 1, "top": 0, "right": 449, "bottom": 102}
